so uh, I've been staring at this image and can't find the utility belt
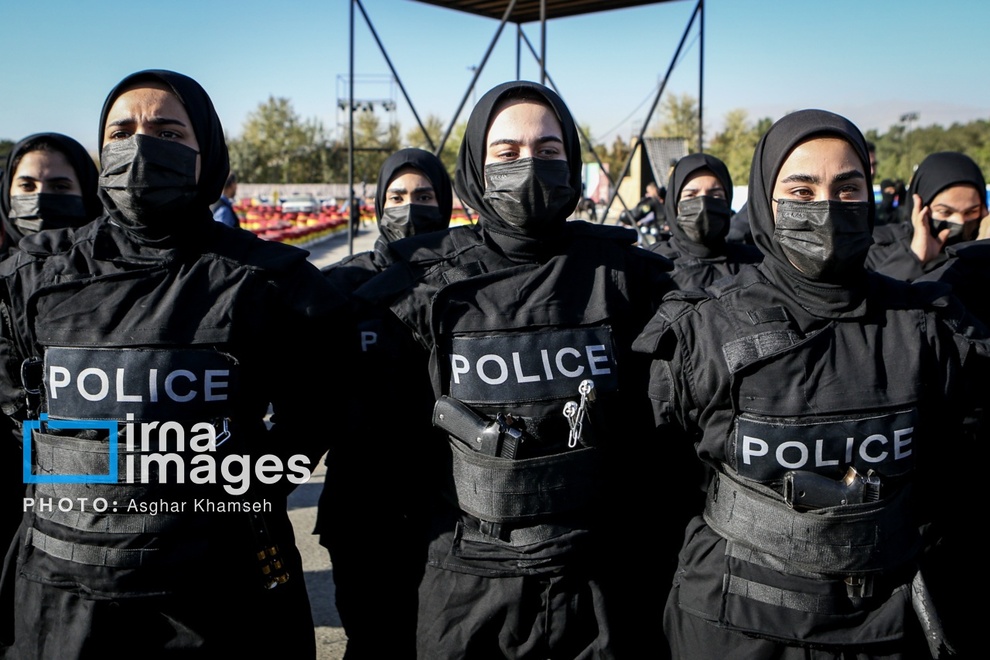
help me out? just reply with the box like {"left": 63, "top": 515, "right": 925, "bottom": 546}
{"left": 695, "top": 469, "right": 952, "bottom": 655}
{"left": 18, "top": 343, "right": 291, "bottom": 596}
{"left": 705, "top": 469, "right": 920, "bottom": 580}
{"left": 432, "top": 383, "right": 603, "bottom": 546}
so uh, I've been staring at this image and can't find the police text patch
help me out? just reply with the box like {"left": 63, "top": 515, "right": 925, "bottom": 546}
{"left": 448, "top": 327, "right": 618, "bottom": 404}
{"left": 44, "top": 347, "right": 238, "bottom": 422}
{"left": 733, "top": 410, "right": 917, "bottom": 482}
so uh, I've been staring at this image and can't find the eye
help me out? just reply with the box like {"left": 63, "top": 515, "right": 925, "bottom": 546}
{"left": 108, "top": 129, "right": 131, "bottom": 140}
{"left": 415, "top": 192, "right": 435, "bottom": 203}
{"left": 537, "top": 145, "right": 561, "bottom": 159}
{"left": 492, "top": 147, "right": 518, "bottom": 161}
{"left": 709, "top": 190, "right": 727, "bottom": 199}
{"left": 787, "top": 186, "right": 814, "bottom": 200}
{"left": 159, "top": 129, "right": 182, "bottom": 140}
{"left": 837, "top": 183, "right": 862, "bottom": 199}
{"left": 16, "top": 181, "right": 37, "bottom": 192}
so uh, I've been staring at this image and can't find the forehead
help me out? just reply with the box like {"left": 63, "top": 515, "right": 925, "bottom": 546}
{"left": 682, "top": 169, "right": 722, "bottom": 188}
{"left": 930, "top": 184, "right": 983, "bottom": 208}
{"left": 776, "top": 136, "right": 863, "bottom": 178}
{"left": 105, "top": 82, "right": 189, "bottom": 123}
{"left": 13, "top": 149, "right": 73, "bottom": 177}
{"left": 388, "top": 166, "right": 432, "bottom": 188}
{"left": 486, "top": 98, "right": 562, "bottom": 142}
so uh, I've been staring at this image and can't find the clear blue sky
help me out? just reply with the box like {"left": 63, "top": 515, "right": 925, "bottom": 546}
{"left": 3, "top": 0, "right": 988, "bottom": 156}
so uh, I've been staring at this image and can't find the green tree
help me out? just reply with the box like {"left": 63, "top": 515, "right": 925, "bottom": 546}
{"left": 228, "top": 96, "right": 331, "bottom": 183}
{"left": 649, "top": 93, "right": 703, "bottom": 152}
{"left": 0, "top": 139, "right": 14, "bottom": 163}
{"left": 707, "top": 110, "right": 773, "bottom": 186}
{"left": 867, "top": 118, "right": 990, "bottom": 185}
{"left": 708, "top": 109, "right": 755, "bottom": 186}
{"left": 405, "top": 114, "right": 463, "bottom": 176}
{"left": 605, "top": 135, "right": 631, "bottom": 181}
{"left": 344, "top": 110, "right": 401, "bottom": 183}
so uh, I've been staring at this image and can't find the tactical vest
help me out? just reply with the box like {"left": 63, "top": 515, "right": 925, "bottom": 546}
{"left": 423, "top": 251, "right": 646, "bottom": 577}
{"left": 17, "top": 258, "right": 262, "bottom": 598}
{"left": 678, "top": 272, "right": 938, "bottom": 646}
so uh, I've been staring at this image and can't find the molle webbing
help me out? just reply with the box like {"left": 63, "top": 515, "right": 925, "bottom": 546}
{"left": 722, "top": 330, "right": 806, "bottom": 374}
{"left": 704, "top": 471, "right": 920, "bottom": 575}
{"left": 28, "top": 528, "right": 160, "bottom": 568}
{"left": 31, "top": 430, "right": 114, "bottom": 476}
{"left": 448, "top": 440, "right": 600, "bottom": 523}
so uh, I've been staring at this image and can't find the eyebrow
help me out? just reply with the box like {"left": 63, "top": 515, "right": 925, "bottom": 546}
{"left": 488, "top": 135, "right": 564, "bottom": 148}
{"left": 932, "top": 202, "right": 981, "bottom": 212}
{"left": 833, "top": 169, "right": 866, "bottom": 182}
{"left": 106, "top": 116, "right": 188, "bottom": 128}
{"left": 779, "top": 169, "right": 865, "bottom": 185}
{"left": 14, "top": 174, "right": 74, "bottom": 182}
{"left": 387, "top": 185, "right": 435, "bottom": 195}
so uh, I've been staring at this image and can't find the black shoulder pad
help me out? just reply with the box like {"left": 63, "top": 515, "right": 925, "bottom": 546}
{"left": 210, "top": 227, "right": 310, "bottom": 273}
{"left": 387, "top": 225, "right": 482, "bottom": 266}
{"left": 566, "top": 220, "right": 638, "bottom": 245}
{"left": 632, "top": 292, "right": 707, "bottom": 356}
{"left": 706, "top": 265, "right": 764, "bottom": 298}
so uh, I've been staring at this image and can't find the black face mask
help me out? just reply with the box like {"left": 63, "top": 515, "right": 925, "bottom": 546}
{"left": 930, "top": 218, "right": 972, "bottom": 246}
{"left": 379, "top": 203, "right": 446, "bottom": 243}
{"left": 676, "top": 195, "right": 731, "bottom": 245}
{"left": 99, "top": 134, "right": 199, "bottom": 225}
{"left": 8, "top": 193, "right": 87, "bottom": 234}
{"left": 482, "top": 158, "right": 574, "bottom": 233}
{"left": 773, "top": 199, "right": 873, "bottom": 281}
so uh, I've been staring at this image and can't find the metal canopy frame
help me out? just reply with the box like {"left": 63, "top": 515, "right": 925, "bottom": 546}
{"left": 346, "top": 0, "right": 705, "bottom": 253}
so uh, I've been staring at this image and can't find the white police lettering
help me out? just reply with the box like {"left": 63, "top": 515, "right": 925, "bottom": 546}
{"left": 740, "top": 428, "right": 913, "bottom": 469}
{"left": 894, "top": 427, "right": 913, "bottom": 459}
{"left": 448, "top": 328, "right": 619, "bottom": 401}
{"left": 48, "top": 365, "right": 229, "bottom": 403}
{"left": 451, "top": 345, "right": 613, "bottom": 386}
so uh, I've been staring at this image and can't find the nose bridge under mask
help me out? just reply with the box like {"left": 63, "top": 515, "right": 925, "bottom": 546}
{"left": 378, "top": 203, "right": 445, "bottom": 242}
{"left": 100, "top": 134, "right": 199, "bottom": 187}
{"left": 676, "top": 195, "right": 731, "bottom": 245}
{"left": 481, "top": 157, "right": 574, "bottom": 232}
{"left": 773, "top": 199, "right": 873, "bottom": 281}
{"left": 8, "top": 192, "right": 88, "bottom": 234}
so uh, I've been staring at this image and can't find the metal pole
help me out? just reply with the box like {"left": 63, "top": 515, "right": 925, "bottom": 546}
{"left": 348, "top": 0, "right": 355, "bottom": 253}
{"left": 437, "top": 0, "right": 519, "bottom": 155}
{"left": 698, "top": 0, "right": 705, "bottom": 152}
{"left": 601, "top": 0, "right": 701, "bottom": 222}
{"left": 540, "top": 0, "right": 546, "bottom": 85}
{"left": 516, "top": 24, "right": 522, "bottom": 81}
{"left": 355, "top": 0, "right": 435, "bottom": 151}
{"left": 519, "top": 30, "right": 626, "bottom": 222}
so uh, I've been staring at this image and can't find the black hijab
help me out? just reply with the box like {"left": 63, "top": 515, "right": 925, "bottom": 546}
{"left": 665, "top": 153, "right": 733, "bottom": 258}
{"left": 97, "top": 69, "right": 229, "bottom": 245}
{"left": 909, "top": 151, "right": 986, "bottom": 208}
{"left": 374, "top": 148, "right": 453, "bottom": 224}
{"left": 454, "top": 81, "right": 581, "bottom": 257}
{"left": 1, "top": 133, "right": 101, "bottom": 251}
{"left": 749, "top": 109, "right": 874, "bottom": 316}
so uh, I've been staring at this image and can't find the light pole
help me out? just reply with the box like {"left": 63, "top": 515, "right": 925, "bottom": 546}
{"left": 467, "top": 66, "right": 478, "bottom": 107}
{"left": 900, "top": 111, "right": 919, "bottom": 175}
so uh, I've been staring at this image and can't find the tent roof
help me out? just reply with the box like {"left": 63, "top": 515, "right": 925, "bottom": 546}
{"left": 411, "top": 0, "right": 678, "bottom": 25}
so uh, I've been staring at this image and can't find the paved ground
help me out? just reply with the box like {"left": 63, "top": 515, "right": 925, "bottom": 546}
{"left": 304, "top": 221, "right": 381, "bottom": 271}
